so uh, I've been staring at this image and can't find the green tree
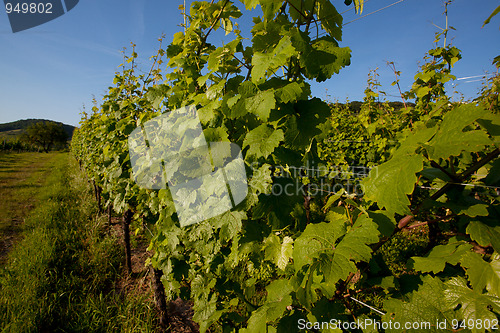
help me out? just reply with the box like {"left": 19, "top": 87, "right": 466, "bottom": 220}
{"left": 23, "top": 121, "right": 68, "bottom": 153}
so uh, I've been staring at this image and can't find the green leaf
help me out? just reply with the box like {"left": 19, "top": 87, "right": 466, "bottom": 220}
{"left": 322, "top": 188, "right": 345, "bottom": 212}
{"left": 393, "top": 126, "right": 438, "bottom": 158}
{"left": 410, "top": 241, "right": 472, "bottom": 273}
{"left": 293, "top": 221, "right": 343, "bottom": 271}
{"left": 266, "top": 278, "right": 293, "bottom": 302}
{"left": 367, "top": 210, "right": 396, "bottom": 237}
{"left": 362, "top": 125, "right": 438, "bottom": 214}
{"left": 293, "top": 215, "right": 379, "bottom": 285}
{"left": 416, "top": 86, "right": 431, "bottom": 98}
{"left": 467, "top": 221, "right": 500, "bottom": 253}
{"left": 306, "top": 298, "right": 345, "bottom": 333}
{"left": 243, "top": 124, "right": 284, "bottom": 159}
{"left": 264, "top": 234, "right": 294, "bottom": 270}
{"left": 483, "top": 157, "right": 500, "bottom": 186}
{"left": 222, "top": 18, "right": 233, "bottom": 35}
{"left": 445, "top": 276, "right": 500, "bottom": 332}
{"left": 238, "top": 80, "right": 259, "bottom": 97}
{"left": 316, "top": 0, "right": 343, "bottom": 41}
{"left": 193, "top": 293, "right": 222, "bottom": 333}
{"left": 204, "top": 127, "right": 229, "bottom": 142}
{"left": 241, "top": 279, "right": 293, "bottom": 332}
{"left": 284, "top": 98, "right": 331, "bottom": 149}
{"left": 383, "top": 276, "right": 456, "bottom": 333}
{"left": 245, "top": 89, "right": 276, "bottom": 121}
{"left": 247, "top": 163, "right": 273, "bottom": 205}
{"left": 301, "top": 38, "right": 351, "bottom": 82}
{"left": 207, "top": 47, "right": 224, "bottom": 72}
{"left": 212, "top": 210, "right": 247, "bottom": 242}
{"left": 206, "top": 79, "right": 226, "bottom": 100}
{"left": 482, "top": 5, "right": 500, "bottom": 27}
{"left": 322, "top": 215, "right": 378, "bottom": 281}
{"left": 251, "top": 36, "right": 296, "bottom": 83}
{"left": 363, "top": 154, "right": 424, "bottom": 215}
{"left": 477, "top": 111, "right": 500, "bottom": 142}
{"left": 242, "top": 0, "right": 259, "bottom": 10}
{"left": 427, "top": 104, "right": 491, "bottom": 160}
{"left": 275, "top": 81, "right": 306, "bottom": 104}
{"left": 449, "top": 203, "right": 489, "bottom": 217}
{"left": 295, "top": 264, "right": 318, "bottom": 309}
{"left": 260, "top": 0, "right": 282, "bottom": 21}
{"left": 461, "top": 252, "right": 500, "bottom": 295}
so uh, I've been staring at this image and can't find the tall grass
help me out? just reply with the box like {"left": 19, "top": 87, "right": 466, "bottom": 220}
{"left": 0, "top": 154, "right": 158, "bottom": 332}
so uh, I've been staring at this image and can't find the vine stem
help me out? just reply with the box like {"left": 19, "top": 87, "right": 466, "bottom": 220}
{"left": 204, "top": 0, "right": 230, "bottom": 41}
{"left": 386, "top": 61, "right": 408, "bottom": 109}
{"left": 406, "top": 213, "right": 456, "bottom": 229}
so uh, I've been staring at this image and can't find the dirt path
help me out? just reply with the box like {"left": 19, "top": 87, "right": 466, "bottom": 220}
{"left": 0, "top": 152, "right": 65, "bottom": 265}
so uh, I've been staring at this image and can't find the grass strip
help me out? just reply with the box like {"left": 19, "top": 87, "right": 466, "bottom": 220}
{"left": 0, "top": 154, "right": 159, "bottom": 333}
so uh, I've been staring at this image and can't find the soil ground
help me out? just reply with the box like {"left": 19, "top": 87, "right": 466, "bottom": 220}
{"left": 109, "top": 216, "right": 200, "bottom": 332}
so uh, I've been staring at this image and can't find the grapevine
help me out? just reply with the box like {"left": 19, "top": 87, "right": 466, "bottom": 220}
{"left": 72, "top": 1, "right": 500, "bottom": 331}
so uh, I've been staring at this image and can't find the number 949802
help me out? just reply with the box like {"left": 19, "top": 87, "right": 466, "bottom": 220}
{"left": 5, "top": 2, "right": 53, "bottom": 14}
{"left": 451, "top": 318, "right": 499, "bottom": 331}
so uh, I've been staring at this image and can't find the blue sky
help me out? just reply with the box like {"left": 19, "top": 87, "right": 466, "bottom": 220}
{"left": 0, "top": 0, "right": 499, "bottom": 127}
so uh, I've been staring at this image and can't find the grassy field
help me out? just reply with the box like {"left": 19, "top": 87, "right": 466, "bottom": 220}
{"left": 0, "top": 129, "right": 24, "bottom": 141}
{"left": 0, "top": 152, "right": 159, "bottom": 332}
{"left": 0, "top": 152, "right": 64, "bottom": 265}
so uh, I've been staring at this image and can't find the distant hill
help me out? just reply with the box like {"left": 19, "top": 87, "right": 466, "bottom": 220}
{"left": 0, "top": 119, "right": 76, "bottom": 140}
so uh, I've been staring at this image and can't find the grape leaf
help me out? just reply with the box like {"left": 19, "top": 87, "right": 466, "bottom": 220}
{"left": 293, "top": 214, "right": 379, "bottom": 285}
{"left": 207, "top": 46, "right": 224, "bottom": 72}
{"left": 409, "top": 241, "right": 472, "bottom": 273}
{"left": 274, "top": 81, "right": 306, "bottom": 104}
{"left": 242, "top": 0, "right": 259, "bottom": 10}
{"left": 243, "top": 124, "right": 284, "bottom": 159}
{"left": 211, "top": 210, "right": 247, "bottom": 242}
{"left": 293, "top": 221, "right": 344, "bottom": 271}
{"left": 361, "top": 122, "right": 436, "bottom": 216}
{"left": 483, "top": 157, "right": 500, "bottom": 186}
{"left": 248, "top": 163, "right": 273, "bottom": 195}
{"left": 393, "top": 126, "right": 438, "bottom": 158}
{"left": 448, "top": 203, "right": 489, "bottom": 217}
{"left": 320, "top": 214, "right": 379, "bottom": 283}
{"left": 383, "top": 276, "right": 456, "bottom": 333}
{"left": 466, "top": 221, "right": 500, "bottom": 253}
{"left": 445, "top": 276, "right": 500, "bottom": 332}
{"left": 427, "top": 104, "right": 491, "bottom": 160}
{"left": 363, "top": 154, "right": 424, "bottom": 215}
{"left": 245, "top": 89, "right": 276, "bottom": 121}
{"left": 461, "top": 252, "right": 500, "bottom": 295}
{"left": 367, "top": 210, "right": 396, "bottom": 237}
{"left": 260, "top": 0, "right": 282, "bottom": 21}
{"left": 316, "top": 0, "right": 343, "bottom": 41}
{"left": 322, "top": 188, "right": 345, "bottom": 212}
{"left": 284, "top": 98, "right": 331, "bottom": 148}
{"left": 264, "top": 234, "right": 294, "bottom": 270}
{"left": 251, "top": 36, "right": 296, "bottom": 83}
{"left": 306, "top": 298, "right": 345, "bottom": 333}
{"left": 191, "top": 275, "right": 221, "bottom": 333}
{"left": 301, "top": 38, "right": 351, "bottom": 82}
{"left": 477, "top": 111, "right": 500, "bottom": 141}
{"left": 241, "top": 279, "right": 293, "bottom": 332}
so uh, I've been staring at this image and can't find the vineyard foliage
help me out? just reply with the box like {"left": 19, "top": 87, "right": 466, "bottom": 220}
{"left": 72, "top": 0, "right": 500, "bottom": 331}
